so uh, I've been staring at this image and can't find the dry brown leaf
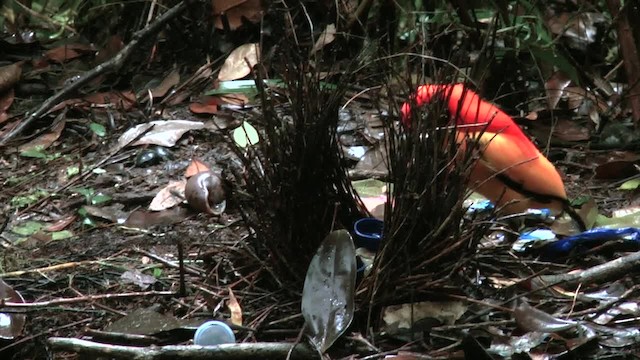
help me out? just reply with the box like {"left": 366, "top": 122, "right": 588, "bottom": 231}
{"left": 149, "top": 180, "right": 187, "bottom": 211}
{"left": 545, "top": 71, "right": 572, "bottom": 109}
{"left": 150, "top": 69, "right": 181, "bottom": 98}
{"left": 189, "top": 96, "right": 219, "bottom": 114}
{"left": 0, "top": 88, "right": 15, "bottom": 124}
{"left": 45, "top": 214, "right": 77, "bottom": 232}
{"left": 213, "top": 0, "right": 263, "bottom": 30}
{"left": 185, "top": 158, "right": 210, "bottom": 178}
{"left": 219, "top": 93, "right": 249, "bottom": 106}
{"left": 83, "top": 90, "right": 137, "bottom": 110}
{"left": 218, "top": 43, "right": 259, "bottom": 81}
{"left": 227, "top": 288, "right": 243, "bottom": 326}
{"left": 19, "top": 120, "right": 66, "bottom": 152}
{"left": 552, "top": 118, "right": 590, "bottom": 142}
{"left": 45, "top": 43, "right": 95, "bottom": 63}
{"left": 311, "top": 24, "right": 336, "bottom": 54}
{"left": 95, "top": 35, "right": 124, "bottom": 64}
{"left": 0, "top": 62, "right": 22, "bottom": 93}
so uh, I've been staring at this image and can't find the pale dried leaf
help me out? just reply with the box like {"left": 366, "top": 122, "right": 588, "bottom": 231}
{"left": 117, "top": 120, "right": 205, "bottom": 148}
{"left": 149, "top": 180, "right": 187, "bottom": 211}
{"left": 227, "top": 288, "right": 243, "bottom": 326}
{"left": 218, "top": 43, "right": 259, "bottom": 81}
{"left": 150, "top": 69, "right": 181, "bottom": 98}
{"left": 0, "top": 62, "right": 22, "bottom": 93}
{"left": 311, "top": 24, "right": 336, "bottom": 54}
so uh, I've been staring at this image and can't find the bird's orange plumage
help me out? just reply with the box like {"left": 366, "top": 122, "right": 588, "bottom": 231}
{"left": 401, "top": 83, "right": 567, "bottom": 214}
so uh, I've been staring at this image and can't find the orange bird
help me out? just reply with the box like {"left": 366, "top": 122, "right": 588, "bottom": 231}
{"left": 401, "top": 83, "right": 585, "bottom": 230}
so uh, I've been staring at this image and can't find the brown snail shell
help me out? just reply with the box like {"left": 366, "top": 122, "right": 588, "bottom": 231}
{"left": 185, "top": 171, "right": 226, "bottom": 215}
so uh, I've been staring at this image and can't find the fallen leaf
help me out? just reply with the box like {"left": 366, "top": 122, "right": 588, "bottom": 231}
{"left": 302, "top": 230, "right": 356, "bottom": 353}
{"left": 83, "top": 90, "right": 137, "bottom": 110}
{"left": 545, "top": 71, "right": 572, "bottom": 109}
{"left": 121, "top": 269, "right": 157, "bottom": 289}
{"left": 184, "top": 158, "right": 210, "bottom": 178}
{"left": 0, "top": 88, "right": 15, "bottom": 124}
{"left": 311, "top": 24, "right": 336, "bottom": 54}
{"left": 148, "top": 180, "right": 187, "bottom": 211}
{"left": 149, "top": 69, "right": 180, "bottom": 98}
{"left": 514, "top": 301, "right": 577, "bottom": 333}
{"left": 218, "top": 43, "right": 259, "bottom": 81}
{"left": 0, "top": 62, "right": 22, "bottom": 93}
{"left": 227, "top": 288, "right": 243, "bottom": 326}
{"left": 552, "top": 118, "right": 590, "bottom": 141}
{"left": 213, "top": 0, "right": 263, "bottom": 30}
{"left": 189, "top": 96, "right": 219, "bottom": 114}
{"left": 117, "top": 120, "right": 205, "bottom": 148}
{"left": 95, "top": 35, "right": 124, "bottom": 64}
{"left": 124, "top": 207, "right": 191, "bottom": 229}
{"left": 45, "top": 214, "right": 77, "bottom": 232}
{"left": 232, "top": 121, "right": 259, "bottom": 147}
{"left": 19, "top": 118, "right": 66, "bottom": 152}
{"left": 219, "top": 93, "right": 250, "bottom": 106}
{"left": 44, "top": 43, "right": 95, "bottom": 63}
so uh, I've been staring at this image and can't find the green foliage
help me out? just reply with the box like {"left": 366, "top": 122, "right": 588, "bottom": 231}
{"left": 10, "top": 188, "right": 49, "bottom": 208}
{"left": 71, "top": 188, "right": 111, "bottom": 205}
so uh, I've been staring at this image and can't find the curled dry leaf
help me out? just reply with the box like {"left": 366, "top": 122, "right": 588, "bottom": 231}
{"left": 117, "top": 120, "right": 205, "bottom": 148}
{"left": 0, "top": 62, "right": 22, "bottom": 93}
{"left": 148, "top": 180, "right": 187, "bottom": 211}
{"left": 227, "top": 288, "right": 243, "bottom": 326}
{"left": 149, "top": 69, "right": 181, "bottom": 99}
{"left": 218, "top": 43, "right": 259, "bottom": 81}
{"left": 184, "top": 158, "right": 211, "bottom": 178}
{"left": 185, "top": 171, "right": 226, "bottom": 215}
{"left": 213, "top": 0, "right": 263, "bottom": 30}
{"left": 311, "top": 24, "right": 336, "bottom": 55}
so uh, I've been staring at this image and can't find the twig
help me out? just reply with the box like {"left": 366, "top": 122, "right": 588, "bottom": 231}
{"left": 0, "top": 1, "right": 189, "bottom": 145}
{"left": 0, "top": 260, "right": 103, "bottom": 278}
{"left": 132, "top": 247, "right": 204, "bottom": 276}
{"left": 47, "top": 337, "right": 319, "bottom": 360}
{"left": 2, "top": 290, "right": 175, "bottom": 308}
{"left": 530, "top": 249, "right": 640, "bottom": 288}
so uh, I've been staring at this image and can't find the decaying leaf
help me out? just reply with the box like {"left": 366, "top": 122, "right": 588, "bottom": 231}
{"left": 19, "top": 118, "right": 66, "bottom": 152}
{"left": 0, "top": 62, "right": 22, "bottom": 93}
{"left": 382, "top": 300, "right": 467, "bottom": 334}
{"left": 227, "top": 288, "right": 243, "bottom": 326}
{"left": 148, "top": 180, "right": 187, "bottom": 211}
{"left": 302, "top": 230, "right": 356, "bottom": 353}
{"left": 218, "top": 43, "right": 259, "bottom": 81}
{"left": 149, "top": 69, "right": 181, "bottom": 99}
{"left": 514, "top": 302, "right": 577, "bottom": 333}
{"left": 121, "top": 269, "right": 157, "bottom": 289}
{"left": 184, "top": 158, "right": 211, "bottom": 178}
{"left": 213, "top": 0, "right": 263, "bottom": 30}
{"left": 117, "top": 120, "right": 205, "bottom": 148}
{"left": 311, "top": 24, "right": 336, "bottom": 54}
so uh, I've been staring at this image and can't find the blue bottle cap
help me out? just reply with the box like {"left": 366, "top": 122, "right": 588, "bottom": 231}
{"left": 193, "top": 320, "right": 236, "bottom": 346}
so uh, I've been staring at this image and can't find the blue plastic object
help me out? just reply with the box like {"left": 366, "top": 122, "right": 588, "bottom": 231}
{"left": 542, "top": 227, "right": 640, "bottom": 259}
{"left": 193, "top": 321, "right": 236, "bottom": 346}
{"left": 353, "top": 218, "right": 384, "bottom": 251}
